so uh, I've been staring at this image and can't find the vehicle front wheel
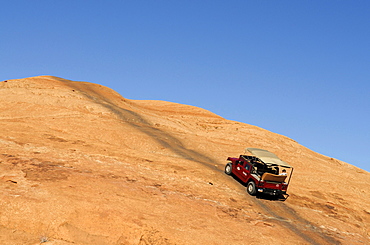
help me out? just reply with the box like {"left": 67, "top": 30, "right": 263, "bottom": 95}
{"left": 225, "top": 163, "right": 232, "bottom": 175}
{"left": 247, "top": 181, "right": 257, "bottom": 196}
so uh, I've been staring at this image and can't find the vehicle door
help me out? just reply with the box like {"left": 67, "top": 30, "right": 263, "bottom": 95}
{"left": 241, "top": 162, "right": 251, "bottom": 182}
{"left": 235, "top": 160, "right": 250, "bottom": 182}
{"left": 233, "top": 160, "right": 244, "bottom": 180}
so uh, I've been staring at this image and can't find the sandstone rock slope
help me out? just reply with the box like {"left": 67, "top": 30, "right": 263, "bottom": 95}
{"left": 1, "top": 76, "right": 369, "bottom": 244}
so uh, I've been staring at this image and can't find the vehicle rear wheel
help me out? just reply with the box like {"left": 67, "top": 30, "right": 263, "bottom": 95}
{"left": 225, "top": 163, "right": 232, "bottom": 175}
{"left": 247, "top": 181, "right": 256, "bottom": 196}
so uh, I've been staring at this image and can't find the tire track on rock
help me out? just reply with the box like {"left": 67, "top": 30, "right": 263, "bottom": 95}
{"left": 252, "top": 198, "right": 341, "bottom": 245}
{"left": 61, "top": 80, "right": 222, "bottom": 172}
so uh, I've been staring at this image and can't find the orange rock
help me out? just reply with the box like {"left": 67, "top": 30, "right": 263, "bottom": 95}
{"left": 0, "top": 76, "right": 368, "bottom": 244}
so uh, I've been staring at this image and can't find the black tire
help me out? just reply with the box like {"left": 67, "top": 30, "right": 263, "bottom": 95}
{"left": 247, "top": 181, "right": 257, "bottom": 196}
{"left": 225, "top": 163, "right": 232, "bottom": 175}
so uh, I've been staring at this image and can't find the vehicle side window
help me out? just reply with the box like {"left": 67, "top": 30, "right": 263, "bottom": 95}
{"left": 244, "top": 164, "right": 250, "bottom": 171}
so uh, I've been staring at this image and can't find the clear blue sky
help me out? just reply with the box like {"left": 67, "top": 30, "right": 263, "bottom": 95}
{"left": 1, "top": 1, "right": 369, "bottom": 172}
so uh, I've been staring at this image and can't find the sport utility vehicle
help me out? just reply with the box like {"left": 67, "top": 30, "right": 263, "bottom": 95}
{"left": 225, "top": 148, "right": 293, "bottom": 198}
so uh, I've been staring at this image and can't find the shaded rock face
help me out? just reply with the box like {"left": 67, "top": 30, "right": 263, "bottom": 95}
{"left": 0, "top": 76, "right": 369, "bottom": 245}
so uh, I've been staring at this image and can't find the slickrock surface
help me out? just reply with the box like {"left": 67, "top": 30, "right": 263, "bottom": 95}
{"left": 1, "top": 76, "right": 369, "bottom": 244}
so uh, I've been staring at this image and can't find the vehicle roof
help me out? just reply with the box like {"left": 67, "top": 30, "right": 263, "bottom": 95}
{"left": 245, "top": 148, "right": 292, "bottom": 168}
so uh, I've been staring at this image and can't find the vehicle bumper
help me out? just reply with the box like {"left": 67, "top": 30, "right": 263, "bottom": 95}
{"left": 258, "top": 188, "right": 285, "bottom": 196}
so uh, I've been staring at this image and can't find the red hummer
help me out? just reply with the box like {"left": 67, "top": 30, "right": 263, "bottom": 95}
{"left": 225, "top": 148, "right": 293, "bottom": 198}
